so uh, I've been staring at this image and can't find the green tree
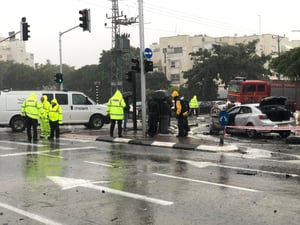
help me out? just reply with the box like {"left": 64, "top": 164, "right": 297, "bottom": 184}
{"left": 270, "top": 47, "right": 300, "bottom": 81}
{"left": 183, "top": 40, "right": 270, "bottom": 100}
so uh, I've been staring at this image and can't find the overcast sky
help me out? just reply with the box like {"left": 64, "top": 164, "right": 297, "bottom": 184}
{"left": 1, "top": 0, "right": 300, "bottom": 68}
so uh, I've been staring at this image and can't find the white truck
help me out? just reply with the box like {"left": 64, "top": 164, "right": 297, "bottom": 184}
{"left": 0, "top": 90, "right": 107, "bottom": 132}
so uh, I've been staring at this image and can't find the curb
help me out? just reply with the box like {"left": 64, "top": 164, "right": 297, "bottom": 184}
{"left": 95, "top": 136, "right": 239, "bottom": 152}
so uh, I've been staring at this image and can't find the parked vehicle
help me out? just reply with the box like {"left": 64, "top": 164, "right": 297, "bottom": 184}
{"left": 225, "top": 96, "right": 294, "bottom": 138}
{"left": 227, "top": 77, "right": 300, "bottom": 111}
{"left": 0, "top": 90, "right": 107, "bottom": 132}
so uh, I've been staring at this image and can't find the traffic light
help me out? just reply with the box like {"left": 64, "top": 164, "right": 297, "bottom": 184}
{"left": 125, "top": 71, "right": 133, "bottom": 82}
{"left": 131, "top": 58, "right": 140, "bottom": 72}
{"left": 21, "top": 17, "right": 30, "bottom": 41}
{"left": 144, "top": 59, "right": 153, "bottom": 72}
{"left": 79, "top": 9, "right": 91, "bottom": 32}
{"left": 54, "top": 73, "right": 63, "bottom": 84}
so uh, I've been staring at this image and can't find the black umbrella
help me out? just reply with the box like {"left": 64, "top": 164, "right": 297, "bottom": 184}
{"left": 150, "top": 90, "right": 171, "bottom": 100}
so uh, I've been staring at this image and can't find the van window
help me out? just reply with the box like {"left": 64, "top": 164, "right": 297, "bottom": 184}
{"left": 55, "top": 94, "right": 68, "bottom": 105}
{"left": 43, "top": 94, "right": 54, "bottom": 102}
{"left": 72, "top": 93, "right": 92, "bottom": 105}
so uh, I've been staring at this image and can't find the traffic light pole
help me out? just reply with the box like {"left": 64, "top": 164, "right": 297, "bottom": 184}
{"left": 0, "top": 31, "right": 20, "bottom": 44}
{"left": 59, "top": 25, "right": 79, "bottom": 90}
{"left": 138, "top": 0, "right": 147, "bottom": 137}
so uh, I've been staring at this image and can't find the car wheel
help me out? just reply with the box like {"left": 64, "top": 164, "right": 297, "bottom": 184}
{"left": 246, "top": 123, "right": 257, "bottom": 138}
{"left": 10, "top": 116, "right": 26, "bottom": 132}
{"left": 278, "top": 131, "right": 291, "bottom": 138}
{"left": 89, "top": 115, "right": 104, "bottom": 129}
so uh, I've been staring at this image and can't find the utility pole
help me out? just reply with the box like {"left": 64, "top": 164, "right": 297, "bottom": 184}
{"left": 106, "top": 0, "right": 137, "bottom": 94}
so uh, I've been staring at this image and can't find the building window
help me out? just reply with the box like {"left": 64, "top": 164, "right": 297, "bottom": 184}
{"left": 173, "top": 47, "right": 182, "bottom": 54}
{"left": 171, "top": 74, "right": 180, "bottom": 82}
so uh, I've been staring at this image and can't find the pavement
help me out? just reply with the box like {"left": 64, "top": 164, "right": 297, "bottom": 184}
{"left": 94, "top": 119, "right": 240, "bottom": 152}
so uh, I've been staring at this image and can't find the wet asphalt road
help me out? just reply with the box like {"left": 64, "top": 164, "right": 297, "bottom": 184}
{"left": 0, "top": 127, "right": 300, "bottom": 225}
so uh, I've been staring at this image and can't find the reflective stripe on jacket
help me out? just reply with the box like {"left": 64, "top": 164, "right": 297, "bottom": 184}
{"left": 21, "top": 93, "right": 40, "bottom": 119}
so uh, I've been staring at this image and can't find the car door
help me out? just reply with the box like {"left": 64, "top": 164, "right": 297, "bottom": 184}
{"left": 235, "top": 106, "right": 251, "bottom": 126}
{"left": 70, "top": 93, "right": 93, "bottom": 123}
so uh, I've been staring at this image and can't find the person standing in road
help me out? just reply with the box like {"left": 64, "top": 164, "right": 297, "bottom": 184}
{"left": 21, "top": 93, "right": 41, "bottom": 142}
{"left": 39, "top": 95, "right": 51, "bottom": 138}
{"left": 48, "top": 98, "right": 63, "bottom": 140}
{"left": 171, "top": 90, "right": 189, "bottom": 137}
{"left": 189, "top": 95, "right": 199, "bottom": 117}
{"left": 107, "top": 89, "right": 126, "bottom": 138}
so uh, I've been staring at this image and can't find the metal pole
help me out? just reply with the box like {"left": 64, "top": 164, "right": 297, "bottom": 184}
{"left": 58, "top": 25, "right": 79, "bottom": 91}
{"left": 138, "top": 0, "right": 147, "bottom": 137}
{"left": 59, "top": 32, "right": 63, "bottom": 90}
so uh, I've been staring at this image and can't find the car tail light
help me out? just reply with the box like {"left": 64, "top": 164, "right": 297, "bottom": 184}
{"left": 258, "top": 114, "right": 268, "bottom": 120}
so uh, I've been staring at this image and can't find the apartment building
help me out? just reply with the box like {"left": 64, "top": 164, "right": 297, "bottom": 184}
{"left": 150, "top": 34, "right": 300, "bottom": 86}
{"left": 0, "top": 37, "right": 34, "bottom": 67}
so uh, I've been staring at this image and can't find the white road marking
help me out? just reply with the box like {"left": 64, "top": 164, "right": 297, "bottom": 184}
{"left": 0, "top": 140, "right": 45, "bottom": 147}
{"left": 153, "top": 172, "right": 260, "bottom": 192}
{"left": 0, "top": 146, "right": 96, "bottom": 157}
{"left": 0, "top": 146, "right": 15, "bottom": 150}
{"left": 0, "top": 201, "right": 63, "bottom": 225}
{"left": 47, "top": 176, "right": 173, "bottom": 206}
{"left": 84, "top": 161, "right": 114, "bottom": 168}
{"left": 178, "top": 159, "right": 299, "bottom": 177}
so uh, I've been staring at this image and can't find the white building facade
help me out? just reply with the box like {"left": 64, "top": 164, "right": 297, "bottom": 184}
{"left": 150, "top": 34, "right": 300, "bottom": 86}
{"left": 0, "top": 37, "right": 34, "bottom": 67}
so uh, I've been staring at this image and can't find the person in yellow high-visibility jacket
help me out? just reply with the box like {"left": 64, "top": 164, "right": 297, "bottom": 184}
{"left": 21, "top": 93, "right": 41, "bottom": 142}
{"left": 48, "top": 98, "right": 63, "bottom": 140}
{"left": 189, "top": 95, "right": 199, "bottom": 117}
{"left": 39, "top": 95, "right": 51, "bottom": 138}
{"left": 107, "top": 89, "right": 126, "bottom": 137}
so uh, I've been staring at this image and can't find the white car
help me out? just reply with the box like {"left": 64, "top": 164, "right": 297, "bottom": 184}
{"left": 226, "top": 96, "right": 294, "bottom": 138}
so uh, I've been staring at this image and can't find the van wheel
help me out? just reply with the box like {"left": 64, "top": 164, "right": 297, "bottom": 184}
{"left": 11, "top": 116, "right": 26, "bottom": 132}
{"left": 89, "top": 115, "right": 104, "bottom": 129}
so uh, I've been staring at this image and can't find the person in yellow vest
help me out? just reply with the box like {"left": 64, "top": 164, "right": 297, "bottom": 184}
{"left": 48, "top": 98, "right": 63, "bottom": 140}
{"left": 106, "top": 89, "right": 126, "bottom": 137}
{"left": 39, "top": 95, "right": 51, "bottom": 138}
{"left": 189, "top": 95, "right": 199, "bottom": 117}
{"left": 21, "top": 93, "right": 41, "bottom": 142}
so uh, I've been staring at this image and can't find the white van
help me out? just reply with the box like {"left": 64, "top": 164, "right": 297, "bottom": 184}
{"left": 0, "top": 90, "right": 107, "bottom": 132}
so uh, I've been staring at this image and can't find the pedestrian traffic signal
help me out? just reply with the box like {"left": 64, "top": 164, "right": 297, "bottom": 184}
{"left": 144, "top": 59, "right": 153, "bottom": 72}
{"left": 79, "top": 9, "right": 91, "bottom": 32}
{"left": 21, "top": 19, "right": 30, "bottom": 41}
{"left": 54, "top": 73, "right": 63, "bottom": 84}
{"left": 125, "top": 71, "right": 133, "bottom": 82}
{"left": 131, "top": 58, "right": 140, "bottom": 72}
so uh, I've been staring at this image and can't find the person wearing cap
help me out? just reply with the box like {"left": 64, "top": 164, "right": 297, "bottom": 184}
{"left": 171, "top": 90, "right": 189, "bottom": 137}
{"left": 21, "top": 92, "right": 41, "bottom": 142}
{"left": 106, "top": 89, "right": 126, "bottom": 137}
{"left": 48, "top": 98, "right": 63, "bottom": 140}
{"left": 39, "top": 95, "right": 51, "bottom": 138}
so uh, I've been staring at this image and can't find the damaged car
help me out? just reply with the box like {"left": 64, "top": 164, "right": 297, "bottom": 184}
{"left": 225, "top": 96, "right": 294, "bottom": 138}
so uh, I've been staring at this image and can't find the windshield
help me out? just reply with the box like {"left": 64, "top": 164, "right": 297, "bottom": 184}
{"left": 228, "top": 82, "right": 241, "bottom": 93}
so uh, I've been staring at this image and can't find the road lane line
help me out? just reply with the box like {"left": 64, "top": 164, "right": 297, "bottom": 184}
{"left": 178, "top": 160, "right": 299, "bottom": 177}
{"left": 48, "top": 176, "right": 173, "bottom": 206}
{"left": 153, "top": 173, "right": 260, "bottom": 192}
{"left": 0, "top": 140, "right": 45, "bottom": 147}
{"left": 0, "top": 146, "right": 96, "bottom": 157}
{"left": 84, "top": 161, "right": 114, "bottom": 168}
{"left": 0, "top": 201, "right": 63, "bottom": 225}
